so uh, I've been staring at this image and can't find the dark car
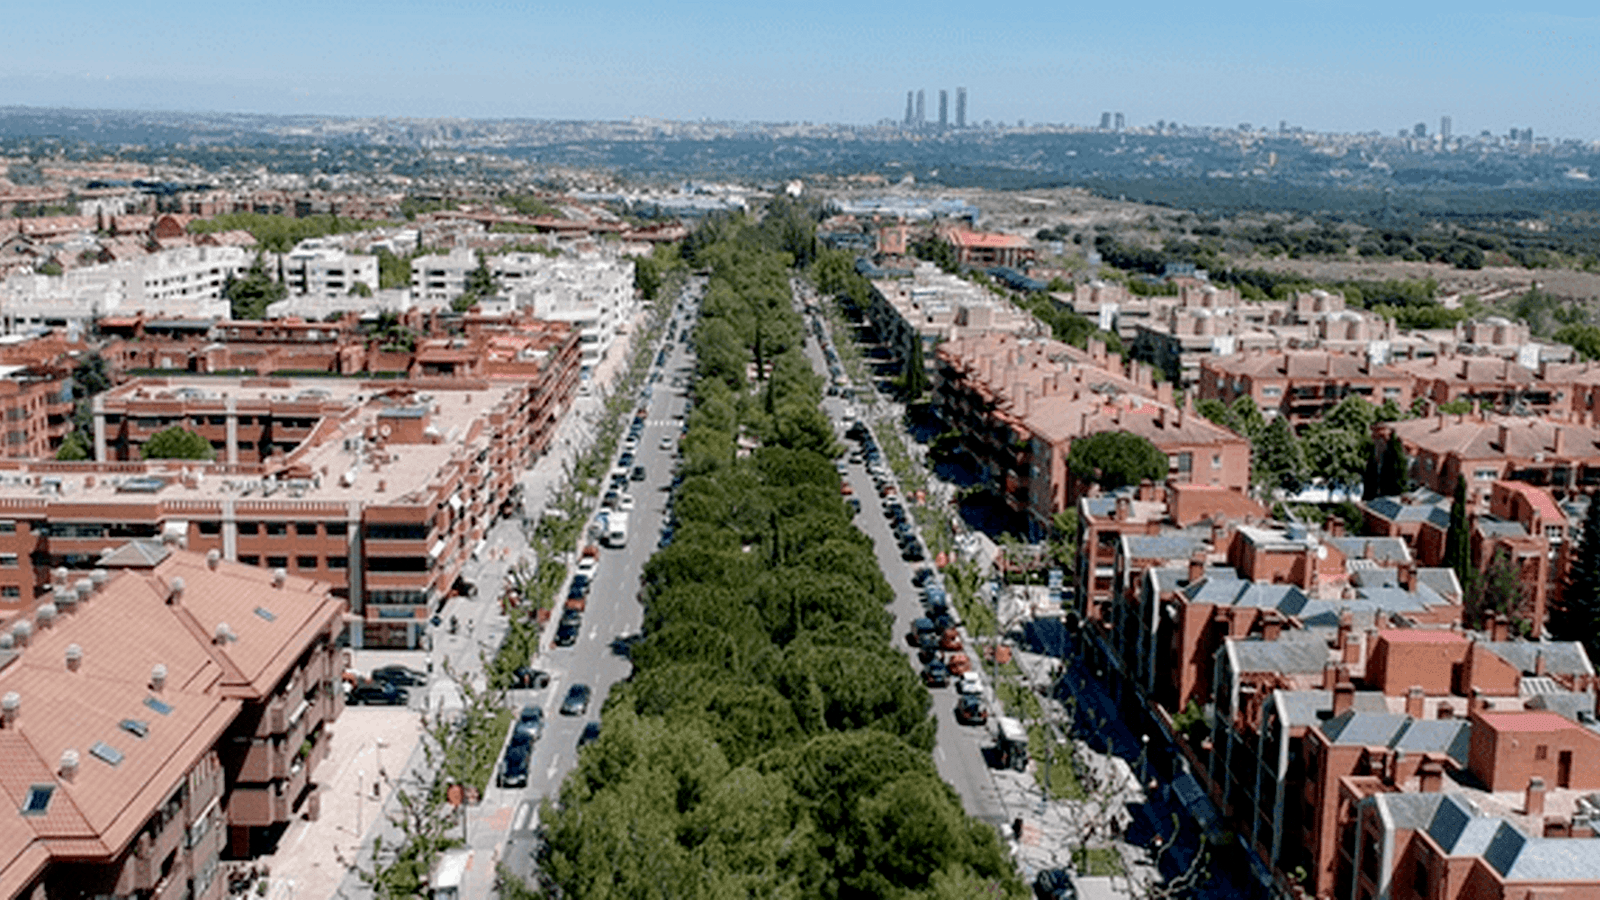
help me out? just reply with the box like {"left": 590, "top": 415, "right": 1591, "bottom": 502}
{"left": 348, "top": 680, "right": 408, "bottom": 706}
{"left": 516, "top": 704, "right": 545, "bottom": 740}
{"left": 510, "top": 667, "right": 550, "bottom": 689}
{"left": 631, "top": 465, "right": 646, "bottom": 482}
{"left": 921, "top": 659, "right": 950, "bottom": 688}
{"left": 955, "top": 695, "right": 988, "bottom": 726}
{"left": 901, "top": 540, "right": 926, "bottom": 562}
{"left": 578, "top": 721, "right": 602, "bottom": 748}
{"left": 498, "top": 730, "right": 533, "bottom": 788}
{"left": 912, "top": 566, "right": 936, "bottom": 587}
{"left": 567, "top": 575, "right": 591, "bottom": 600}
{"left": 554, "top": 618, "right": 581, "bottom": 647}
{"left": 1034, "top": 869, "right": 1078, "bottom": 900}
{"left": 561, "top": 683, "right": 592, "bottom": 716}
{"left": 370, "top": 665, "right": 428, "bottom": 687}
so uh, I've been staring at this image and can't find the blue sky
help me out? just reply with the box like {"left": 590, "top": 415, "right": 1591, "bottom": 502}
{"left": 4, "top": 1, "right": 1598, "bottom": 138}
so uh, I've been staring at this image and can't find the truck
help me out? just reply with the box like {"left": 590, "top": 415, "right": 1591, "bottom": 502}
{"left": 429, "top": 848, "right": 472, "bottom": 900}
{"left": 996, "top": 716, "right": 1030, "bottom": 772}
{"left": 604, "top": 512, "right": 629, "bottom": 548}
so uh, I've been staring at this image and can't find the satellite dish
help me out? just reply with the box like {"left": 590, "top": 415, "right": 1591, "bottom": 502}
{"left": 379, "top": 424, "right": 392, "bottom": 437}
{"left": 1316, "top": 545, "right": 1328, "bottom": 560}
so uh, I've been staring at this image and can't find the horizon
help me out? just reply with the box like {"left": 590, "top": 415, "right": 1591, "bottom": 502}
{"left": 3, "top": 2, "right": 1599, "bottom": 141}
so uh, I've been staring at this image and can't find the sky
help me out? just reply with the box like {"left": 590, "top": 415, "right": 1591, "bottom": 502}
{"left": 3, "top": 1, "right": 1599, "bottom": 139}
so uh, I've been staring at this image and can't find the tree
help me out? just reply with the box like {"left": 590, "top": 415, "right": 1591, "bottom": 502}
{"left": 1557, "top": 503, "right": 1600, "bottom": 663}
{"left": 1467, "top": 546, "right": 1524, "bottom": 632}
{"left": 1067, "top": 431, "right": 1169, "bottom": 492}
{"left": 902, "top": 338, "right": 928, "bottom": 401}
{"left": 1444, "top": 477, "right": 1472, "bottom": 586}
{"left": 224, "top": 254, "right": 287, "bottom": 320}
{"left": 55, "top": 432, "right": 88, "bottom": 461}
{"left": 1374, "top": 435, "right": 1409, "bottom": 498}
{"left": 1254, "top": 417, "right": 1306, "bottom": 491}
{"left": 349, "top": 281, "right": 373, "bottom": 297}
{"left": 141, "top": 426, "right": 215, "bottom": 461}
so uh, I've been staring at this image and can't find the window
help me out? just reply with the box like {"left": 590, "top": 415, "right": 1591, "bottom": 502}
{"left": 1261, "top": 385, "right": 1283, "bottom": 398}
{"left": 326, "top": 522, "right": 348, "bottom": 537}
{"left": 327, "top": 556, "right": 348, "bottom": 569}
{"left": 297, "top": 556, "right": 318, "bottom": 570}
{"left": 1212, "top": 454, "right": 1222, "bottom": 469}
{"left": 237, "top": 522, "right": 259, "bottom": 536}
{"left": 21, "top": 785, "right": 52, "bottom": 815}
{"left": 295, "top": 522, "right": 319, "bottom": 537}
{"left": 0, "top": 555, "right": 16, "bottom": 568}
{"left": 1536, "top": 744, "right": 1549, "bottom": 761}
{"left": 238, "top": 555, "right": 260, "bottom": 566}
{"left": 198, "top": 521, "right": 221, "bottom": 535}
{"left": 1383, "top": 387, "right": 1401, "bottom": 398}
{"left": 1475, "top": 469, "right": 1497, "bottom": 480}
{"left": 0, "top": 521, "right": 14, "bottom": 534}
{"left": 265, "top": 522, "right": 287, "bottom": 537}
{"left": 89, "top": 741, "right": 124, "bottom": 767}
{"left": 267, "top": 556, "right": 288, "bottom": 569}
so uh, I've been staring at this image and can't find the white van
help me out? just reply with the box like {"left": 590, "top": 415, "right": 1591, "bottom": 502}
{"left": 430, "top": 849, "right": 472, "bottom": 900}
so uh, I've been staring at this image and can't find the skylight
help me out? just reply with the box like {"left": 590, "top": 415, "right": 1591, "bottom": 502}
{"left": 89, "top": 741, "right": 123, "bottom": 767}
{"left": 254, "top": 606, "right": 276, "bottom": 622}
{"left": 119, "top": 719, "right": 149, "bottom": 739}
{"left": 21, "top": 785, "right": 52, "bottom": 815}
{"left": 144, "top": 697, "right": 172, "bottom": 716}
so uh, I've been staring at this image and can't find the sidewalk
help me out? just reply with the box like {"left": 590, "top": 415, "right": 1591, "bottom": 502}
{"left": 257, "top": 302, "right": 651, "bottom": 900}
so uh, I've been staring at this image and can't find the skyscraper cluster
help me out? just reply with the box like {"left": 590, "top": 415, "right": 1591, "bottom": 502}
{"left": 902, "top": 87, "right": 966, "bottom": 128}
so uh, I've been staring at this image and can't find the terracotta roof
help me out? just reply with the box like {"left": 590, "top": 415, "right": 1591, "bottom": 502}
{"left": 947, "top": 230, "right": 1029, "bottom": 249}
{"left": 1474, "top": 710, "right": 1578, "bottom": 733}
{"left": 1499, "top": 481, "right": 1565, "bottom": 524}
{"left": 1205, "top": 350, "right": 1405, "bottom": 381}
{"left": 1376, "top": 629, "right": 1467, "bottom": 644}
{"left": 1387, "top": 414, "right": 1600, "bottom": 461}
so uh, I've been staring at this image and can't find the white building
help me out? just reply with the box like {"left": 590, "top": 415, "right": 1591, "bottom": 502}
{"left": 0, "top": 245, "right": 248, "bottom": 331}
{"left": 283, "top": 241, "right": 379, "bottom": 299}
{"left": 510, "top": 254, "right": 635, "bottom": 375}
{"left": 411, "top": 247, "right": 477, "bottom": 304}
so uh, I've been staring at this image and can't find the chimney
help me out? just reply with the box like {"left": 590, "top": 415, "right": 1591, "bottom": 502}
{"left": 150, "top": 664, "right": 167, "bottom": 692}
{"left": 1497, "top": 423, "right": 1510, "bottom": 452}
{"left": 1262, "top": 610, "right": 1284, "bottom": 641}
{"left": 1419, "top": 759, "right": 1444, "bottom": 793}
{"left": 1471, "top": 687, "right": 1487, "bottom": 713}
{"left": 168, "top": 576, "right": 185, "bottom": 605}
{"left": 1333, "top": 679, "right": 1355, "bottom": 716}
{"left": 1337, "top": 609, "right": 1353, "bottom": 650}
{"left": 59, "top": 749, "right": 79, "bottom": 782}
{"left": 1324, "top": 662, "right": 1340, "bottom": 691}
{"left": 1328, "top": 516, "right": 1345, "bottom": 537}
{"left": 1188, "top": 552, "right": 1206, "bottom": 585}
{"left": 207, "top": 549, "right": 221, "bottom": 570}
{"left": 1526, "top": 777, "right": 1547, "bottom": 817}
{"left": 1534, "top": 650, "right": 1547, "bottom": 677}
{"left": 1438, "top": 703, "right": 1455, "bottom": 720}
{"left": 1116, "top": 497, "right": 1132, "bottom": 522}
{"left": 65, "top": 644, "right": 81, "bottom": 672}
{"left": 1406, "top": 685, "right": 1425, "bottom": 719}
{"left": 1491, "top": 615, "right": 1509, "bottom": 642}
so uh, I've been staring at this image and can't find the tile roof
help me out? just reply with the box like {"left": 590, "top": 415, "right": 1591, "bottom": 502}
{"left": 1229, "top": 635, "right": 1332, "bottom": 675}
{"left": 1374, "top": 791, "right": 1449, "bottom": 831}
{"left": 1205, "top": 350, "right": 1408, "bottom": 381}
{"left": 1123, "top": 534, "right": 1205, "bottom": 560}
{"left": 1387, "top": 414, "right": 1600, "bottom": 462}
{"left": 1480, "top": 641, "right": 1594, "bottom": 677}
{"left": 1329, "top": 536, "right": 1412, "bottom": 564}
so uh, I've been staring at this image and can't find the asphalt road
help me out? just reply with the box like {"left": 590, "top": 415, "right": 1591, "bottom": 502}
{"left": 796, "top": 280, "right": 1010, "bottom": 827}
{"left": 491, "top": 280, "right": 703, "bottom": 885}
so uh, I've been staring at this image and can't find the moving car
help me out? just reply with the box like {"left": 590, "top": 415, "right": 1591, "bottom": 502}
{"left": 561, "top": 683, "right": 592, "bottom": 715}
{"left": 370, "top": 665, "right": 428, "bottom": 687}
{"left": 348, "top": 680, "right": 408, "bottom": 706}
{"left": 515, "top": 704, "right": 545, "bottom": 740}
{"left": 955, "top": 694, "right": 988, "bottom": 726}
{"left": 497, "top": 729, "right": 533, "bottom": 788}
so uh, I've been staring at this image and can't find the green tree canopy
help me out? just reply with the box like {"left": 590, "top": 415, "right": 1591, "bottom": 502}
{"left": 1067, "top": 431, "right": 1169, "bottom": 492}
{"left": 141, "top": 426, "right": 214, "bottom": 461}
{"left": 1556, "top": 503, "right": 1600, "bottom": 663}
{"left": 1254, "top": 416, "right": 1306, "bottom": 491}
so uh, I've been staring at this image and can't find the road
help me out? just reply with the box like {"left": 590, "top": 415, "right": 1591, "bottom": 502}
{"left": 794, "top": 278, "right": 1010, "bottom": 828}
{"left": 489, "top": 279, "right": 703, "bottom": 887}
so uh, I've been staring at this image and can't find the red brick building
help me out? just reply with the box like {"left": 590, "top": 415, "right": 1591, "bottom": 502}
{"left": 1198, "top": 350, "right": 1413, "bottom": 427}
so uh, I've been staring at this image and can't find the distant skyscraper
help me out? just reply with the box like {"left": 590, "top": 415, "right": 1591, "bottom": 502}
{"left": 955, "top": 87, "right": 967, "bottom": 129}
{"left": 1279, "top": 119, "right": 1288, "bottom": 134}
{"left": 1100, "top": 112, "right": 1112, "bottom": 130}
{"left": 938, "top": 90, "right": 949, "bottom": 128}
{"left": 915, "top": 90, "right": 925, "bottom": 125}
{"left": 905, "top": 92, "right": 914, "bottom": 126}
{"left": 1114, "top": 112, "right": 1125, "bottom": 131}
{"left": 1413, "top": 122, "right": 1427, "bottom": 138}
{"left": 1440, "top": 115, "right": 1452, "bottom": 141}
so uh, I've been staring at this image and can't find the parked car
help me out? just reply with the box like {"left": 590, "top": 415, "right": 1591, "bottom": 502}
{"left": 554, "top": 611, "right": 582, "bottom": 647}
{"left": 561, "top": 683, "right": 592, "bottom": 715}
{"left": 955, "top": 695, "right": 988, "bottom": 726}
{"left": 348, "top": 680, "right": 408, "bottom": 706}
{"left": 631, "top": 465, "right": 647, "bottom": 482}
{"left": 370, "top": 665, "right": 428, "bottom": 687}
{"left": 901, "top": 540, "right": 926, "bottom": 562}
{"left": 498, "top": 730, "right": 533, "bottom": 788}
{"left": 921, "top": 659, "right": 950, "bottom": 688}
{"left": 956, "top": 671, "right": 982, "bottom": 695}
{"left": 510, "top": 667, "right": 550, "bottom": 689}
{"left": 578, "top": 721, "right": 602, "bottom": 748}
{"left": 1033, "top": 869, "right": 1078, "bottom": 900}
{"left": 516, "top": 704, "right": 545, "bottom": 740}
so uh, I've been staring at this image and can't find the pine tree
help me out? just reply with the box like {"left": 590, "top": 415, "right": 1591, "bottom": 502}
{"left": 1468, "top": 546, "right": 1524, "bottom": 632}
{"left": 1444, "top": 477, "right": 1472, "bottom": 587}
{"left": 1557, "top": 503, "right": 1600, "bottom": 662}
{"left": 1255, "top": 416, "right": 1306, "bottom": 492}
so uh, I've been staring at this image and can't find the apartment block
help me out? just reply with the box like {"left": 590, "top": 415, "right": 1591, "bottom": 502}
{"left": 1393, "top": 356, "right": 1549, "bottom": 414}
{"left": 0, "top": 246, "right": 249, "bottom": 332}
{"left": 0, "top": 543, "right": 344, "bottom": 897}
{"left": 282, "top": 242, "right": 379, "bottom": 299}
{"left": 867, "top": 262, "right": 1046, "bottom": 383}
{"left": 1378, "top": 413, "right": 1600, "bottom": 501}
{"left": 1198, "top": 351, "right": 1413, "bottom": 426}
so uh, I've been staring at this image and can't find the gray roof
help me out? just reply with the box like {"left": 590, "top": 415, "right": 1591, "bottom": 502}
{"left": 98, "top": 539, "right": 171, "bottom": 568}
{"left": 1526, "top": 691, "right": 1600, "bottom": 725}
{"left": 1322, "top": 711, "right": 1412, "bottom": 747}
{"left": 1186, "top": 576, "right": 1308, "bottom": 615}
{"left": 1416, "top": 568, "right": 1462, "bottom": 600}
{"left": 1394, "top": 719, "right": 1473, "bottom": 765}
{"left": 1428, "top": 795, "right": 1502, "bottom": 856}
{"left": 1230, "top": 635, "right": 1332, "bottom": 675}
{"left": 1374, "top": 791, "right": 1449, "bottom": 831}
{"left": 1482, "top": 641, "right": 1595, "bottom": 678}
{"left": 1272, "top": 689, "right": 1389, "bottom": 728}
{"left": 1124, "top": 534, "right": 1205, "bottom": 560}
{"left": 1366, "top": 494, "right": 1451, "bottom": 529}
{"left": 1083, "top": 497, "right": 1118, "bottom": 518}
{"left": 1476, "top": 519, "right": 1529, "bottom": 539}
{"left": 1330, "top": 536, "right": 1412, "bottom": 564}
{"left": 1497, "top": 833, "right": 1600, "bottom": 880}
{"left": 1320, "top": 711, "right": 1472, "bottom": 764}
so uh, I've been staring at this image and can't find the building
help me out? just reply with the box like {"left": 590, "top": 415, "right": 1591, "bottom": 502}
{"left": 0, "top": 368, "right": 583, "bottom": 649}
{"left": 1, "top": 246, "right": 249, "bottom": 332}
{"left": 1199, "top": 350, "right": 1413, "bottom": 425}
{"left": 1394, "top": 355, "right": 1547, "bottom": 414}
{"left": 282, "top": 242, "right": 378, "bottom": 300}
{"left": 938, "top": 89, "right": 949, "bottom": 128}
{"left": 1377, "top": 413, "right": 1600, "bottom": 501}
{"left": 942, "top": 230, "right": 1037, "bottom": 269}
{"left": 868, "top": 263, "right": 1045, "bottom": 384}
{"left": 0, "top": 543, "right": 345, "bottom": 897}
{"left": 955, "top": 87, "right": 967, "bottom": 129}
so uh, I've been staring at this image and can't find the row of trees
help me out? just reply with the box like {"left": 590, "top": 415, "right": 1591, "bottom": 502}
{"left": 528, "top": 213, "right": 1022, "bottom": 898}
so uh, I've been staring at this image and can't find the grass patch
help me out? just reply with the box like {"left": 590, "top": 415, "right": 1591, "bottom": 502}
{"left": 1073, "top": 847, "right": 1126, "bottom": 877}
{"left": 1028, "top": 724, "right": 1085, "bottom": 800}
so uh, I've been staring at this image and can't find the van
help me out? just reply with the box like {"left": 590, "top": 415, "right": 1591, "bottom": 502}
{"left": 430, "top": 849, "right": 472, "bottom": 900}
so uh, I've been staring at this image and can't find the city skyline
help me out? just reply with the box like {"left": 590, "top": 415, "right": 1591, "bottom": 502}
{"left": 1, "top": 2, "right": 1598, "bottom": 139}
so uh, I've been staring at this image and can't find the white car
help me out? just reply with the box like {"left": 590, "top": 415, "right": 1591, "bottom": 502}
{"left": 618, "top": 494, "right": 636, "bottom": 512}
{"left": 576, "top": 555, "right": 598, "bottom": 579}
{"left": 956, "top": 672, "right": 983, "bottom": 695}
{"left": 660, "top": 436, "right": 674, "bottom": 451}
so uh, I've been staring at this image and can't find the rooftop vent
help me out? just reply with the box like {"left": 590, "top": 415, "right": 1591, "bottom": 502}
{"left": 1, "top": 691, "right": 19, "bottom": 725}
{"left": 0, "top": 634, "right": 13, "bottom": 651}
{"left": 74, "top": 577, "right": 92, "bottom": 598}
{"left": 206, "top": 549, "right": 220, "bottom": 570}
{"left": 65, "top": 644, "right": 81, "bottom": 671}
{"left": 35, "top": 604, "right": 56, "bottom": 629}
{"left": 213, "top": 623, "right": 235, "bottom": 645}
{"left": 90, "top": 568, "right": 108, "bottom": 590}
{"left": 10, "top": 621, "right": 30, "bottom": 647}
{"left": 58, "top": 750, "right": 79, "bottom": 782}
{"left": 51, "top": 567, "right": 67, "bottom": 586}
{"left": 168, "top": 577, "right": 185, "bottom": 604}
{"left": 272, "top": 568, "right": 287, "bottom": 588}
{"left": 149, "top": 664, "right": 167, "bottom": 692}
{"left": 53, "top": 589, "right": 74, "bottom": 616}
